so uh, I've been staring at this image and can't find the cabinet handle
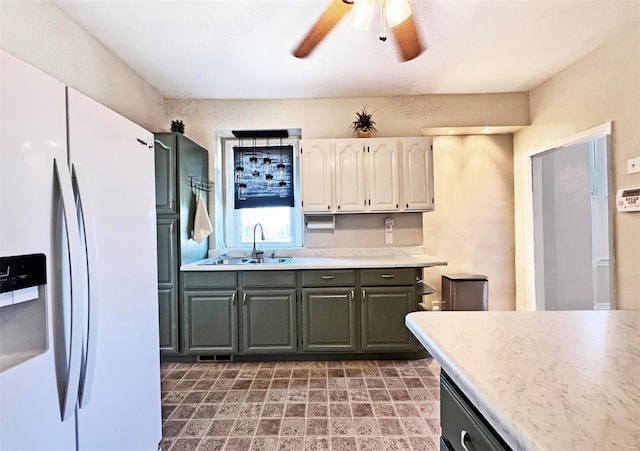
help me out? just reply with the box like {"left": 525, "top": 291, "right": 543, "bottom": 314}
{"left": 381, "top": 274, "right": 395, "bottom": 279}
{"left": 243, "top": 292, "right": 247, "bottom": 305}
{"left": 232, "top": 292, "right": 236, "bottom": 305}
{"left": 406, "top": 203, "right": 409, "bottom": 208}
{"left": 396, "top": 204, "right": 398, "bottom": 208}
{"left": 460, "top": 430, "right": 470, "bottom": 451}
{"left": 338, "top": 205, "right": 341, "bottom": 210}
{"left": 350, "top": 290, "right": 354, "bottom": 302}
{"left": 327, "top": 205, "right": 330, "bottom": 210}
{"left": 170, "top": 222, "right": 174, "bottom": 233}
{"left": 362, "top": 289, "right": 366, "bottom": 301}
{"left": 321, "top": 275, "right": 335, "bottom": 280}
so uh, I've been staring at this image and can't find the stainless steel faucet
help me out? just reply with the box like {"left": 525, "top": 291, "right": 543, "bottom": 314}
{"left": 252, "top": 223, "right": 265, "bottom": 259}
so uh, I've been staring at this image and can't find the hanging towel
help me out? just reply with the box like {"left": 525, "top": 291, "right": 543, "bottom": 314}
{"left": 192, "top": 193, "right": 213, "bottom": 244}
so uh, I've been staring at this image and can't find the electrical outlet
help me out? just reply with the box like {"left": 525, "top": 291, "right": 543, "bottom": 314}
{"left": 628, "top": 157, "right": 640, "bottom": 174}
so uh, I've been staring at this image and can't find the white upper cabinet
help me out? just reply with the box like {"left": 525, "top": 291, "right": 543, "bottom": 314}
{"left": 402, "top": 138, "right": 434, "bottom": 211}
{"left": 300, "top": 140, "right": 333, "bottom": 213}
{"left": 366, "top": 139, "right": 400, "bottom": 211}
{"left": 300, "top": 137, "right": 433, "bottom": 214}
{"left": 335, "top": 140, "right": 366, "bottom": 212}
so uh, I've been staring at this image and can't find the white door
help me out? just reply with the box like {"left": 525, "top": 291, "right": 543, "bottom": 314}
{"left": 532, "top": 138, "right": 612, "bottom": 311}
{"left": 367, "top": 139, "right": 400, "bottom": 211}
{"left": 300, "top": 140, "right": 333, "bottom": 212}
{"left": 335, "top": 140, "right": 365, "bottom": 212}
{"left": 67, "top": 89, "right": 162, "bottom": 449}
{"left": 0, "top": 51, "right": 77, "bottom": 450}
{"left": 402, "top": 138, "right": 434, "bottom": 211}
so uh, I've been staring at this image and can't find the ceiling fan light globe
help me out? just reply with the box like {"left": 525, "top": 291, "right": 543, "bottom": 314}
{"left": 349, "top": 0, "right": 375, "bottom": 30}
{"left": 386, "top": 0, "right": 412, "bottom": 27}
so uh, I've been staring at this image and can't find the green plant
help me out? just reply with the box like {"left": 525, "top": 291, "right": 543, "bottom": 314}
{"left": 350, "top": 106, "right": 377, "bottom": 135}
{"left": 171, "top": 120, "right": 185, "bottom": 134}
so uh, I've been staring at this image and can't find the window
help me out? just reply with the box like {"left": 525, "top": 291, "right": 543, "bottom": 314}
{"left": 223, "top": 137, "right": 303, "bottom": 249}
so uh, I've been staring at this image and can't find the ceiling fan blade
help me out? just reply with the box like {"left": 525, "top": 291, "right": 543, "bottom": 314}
{"left": 391, "top": 14, "right": 424, "bottom": 61}
{"left": 293, "top": 0, "right": 352, "bottom": 58}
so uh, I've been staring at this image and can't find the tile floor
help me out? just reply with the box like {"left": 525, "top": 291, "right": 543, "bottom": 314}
{"left": 160, "top": 358, "right": 441, "bottom": 451}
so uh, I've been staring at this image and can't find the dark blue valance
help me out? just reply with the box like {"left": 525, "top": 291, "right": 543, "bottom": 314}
{"left": 234, "top": 145, "right": 294, "bottom": 209}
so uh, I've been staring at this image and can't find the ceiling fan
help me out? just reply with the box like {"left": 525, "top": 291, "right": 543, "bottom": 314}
{"left": 293, "top": 0, "right": 424, "bottom": 62}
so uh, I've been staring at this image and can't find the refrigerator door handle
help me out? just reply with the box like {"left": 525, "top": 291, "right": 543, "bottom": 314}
{"left": 72, "top": 164, "right": 99, "bottom": 408}
{"left": 53, "top": 159, "right": 86, "bottom": 421}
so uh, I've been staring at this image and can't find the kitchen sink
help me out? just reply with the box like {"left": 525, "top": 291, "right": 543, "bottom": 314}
{"left": 199, "top": 257, "right": 251, "bottom": 265}
{"left": 246, "top": 257, "right": 292, "bottom": 264}
{"left": 198, "top": 256, "right": 292, "bottom": 265}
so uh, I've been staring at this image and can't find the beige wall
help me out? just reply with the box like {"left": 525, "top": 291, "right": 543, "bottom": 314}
{"left": 0, "top": 1, "right": 165, "bottom": 132}
{"left": 514, "top": 24, "right": 640, "bottom": 310}
{"left": 422, "top": 134, "right": 516, "bottom": 311}
{"left": 166, "top": 94, "right": 527, "bottom": 249}
{"left": 164, "top": 94, "right": 529, "bottom": 150}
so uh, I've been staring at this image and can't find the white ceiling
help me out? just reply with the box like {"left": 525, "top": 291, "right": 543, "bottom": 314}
{"left": 53, "top": 0, "right": 639, "bottom": 100}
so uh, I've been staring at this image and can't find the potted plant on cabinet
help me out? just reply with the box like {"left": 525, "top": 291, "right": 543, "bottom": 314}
{"left": 350, "top": 106, "right": 377, "bottom": 138}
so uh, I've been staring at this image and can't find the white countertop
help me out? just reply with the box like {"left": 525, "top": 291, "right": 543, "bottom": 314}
{"left": 181, "top": 253, "right": 447, "bottom": 271}
{"left": 405, "top": 310, "right": 640, "bottom": 451}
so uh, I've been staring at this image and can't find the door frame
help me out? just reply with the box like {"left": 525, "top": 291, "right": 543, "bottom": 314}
{"left": 521, "top": 122, "right": 616, "bottom": 311}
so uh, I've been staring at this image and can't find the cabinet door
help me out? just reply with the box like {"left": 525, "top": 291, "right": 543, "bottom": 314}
{"left": 183, "top": 289, "right": 238, "bottom": 354}
{"left": 302, "top": 288, "right": 357, "bottom": 352}
{"left": 402, "top": 138, "right": 434, "bottom": 211}
{"left": 241, "top": 289, "right": 297, "bottom": 354}
{"left": 154, "top": 134, "right": 177, "bottom": 214}
{"left": 361, "top": 286, "right": 416, "bottom": 352}
{"left": 156, "top": 218, "right": 179, "bottom": 354}
{"left": 335, "top": 140, "right": 366, "bottom": 212}
{"left": 367, "top": 139, "right": 400, "bottom": 211}
{"left": 300, "top": 140, "right": 333, "bottom": 212}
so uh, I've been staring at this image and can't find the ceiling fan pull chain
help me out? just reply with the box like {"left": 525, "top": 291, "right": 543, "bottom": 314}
{"left": 379, "top": 0, "right": 388, "bottom": 41}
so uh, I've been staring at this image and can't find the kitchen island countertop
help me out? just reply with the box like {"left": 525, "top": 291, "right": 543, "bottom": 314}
{"left": 405, "top": 310, "right": 640, "bottom": 451}
{"left": 181, "top": 253, "right": 447, "bottom": 271}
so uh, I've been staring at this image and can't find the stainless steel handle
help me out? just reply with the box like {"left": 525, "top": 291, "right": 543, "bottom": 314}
{"left": 72, "top": 164, "right": 99, "bottom": 409}
{"left": 170, "top": 221, "right": 174, "bottom": 233}
{"left": 170, "top": 199, "right": 175, "bottom": 210}
{"left": 321, "top": 275, "right": 335, "bottom": 280}
{"left": 362, "top": 289, "right": 366, "bottom": 301}
{"left": 232, "top": 292, "right": 237, "bottom": 305}
{"left": 350, "top": 290, "right": 354, "bottom": 303}
{"left": 54, "top": 159, "right": 86, "bottom": 421}
{"left": 243, "top": 292, "right": 247, "bottom": 305}
{"left": 381, "top": 274, "right": 395, "bottom": 279}
{"left": 460, "top": 430, "right": 470, "bottom": 451}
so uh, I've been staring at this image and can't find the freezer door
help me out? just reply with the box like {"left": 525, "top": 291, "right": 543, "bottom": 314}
{"left": 0, "top": 51, "right": 77, "bottom": 450}
{"left": 67, "top": 88, "right": 162, "bottom": 450}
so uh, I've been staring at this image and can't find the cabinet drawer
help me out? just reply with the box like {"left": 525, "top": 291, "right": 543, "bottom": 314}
{"left": 440, "top": 372, "right": 511, "bottom": 451}
{"left": 243, "top": 271, "right": 296, "bottom": 288}
{"left": 183, "top": 271, "right": 237, "bottom": 289}
{"left": 361, "top": 268, "right": 416, "bottom": 286}
{"left": 301, "top": 270, "right": 356, "bottom": 287}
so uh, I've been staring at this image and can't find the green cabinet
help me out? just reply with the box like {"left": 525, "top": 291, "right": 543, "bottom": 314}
{"left": 240, "top": 271, "right": 297, "bottom": 354}
{"left": 361, "top": 286, "right": 415, "bottom": 352}
{"left": 154, "top": 132, "right": 209, "bottom": 356}
{"left": 360, "top": 268, "right": 418, "bottom": 352}
{"left": 183, "top": 289, "right": 237, "bottom": 354}
{"left": 302, "top": 288, "right": 357, "bottom": 352}
{"left": 241, "top": 289, "right": 297, "bottom": 354}
{"left": 440, "top": 371, "right": 511, "bottom": 451}
{"left": 156, "top": 218, "right": 178, "bottom": 353}
{"left": 301, "top": 269, "right": 357, "bottom": 352}
{"left": 182, "top": 272, "right": 238, "bottom": 354}
{"left": 171, "top": 267, "right": 421, "bottom": 359}
{"left": 154, "top": 135, "right": 177, "bottom": 214}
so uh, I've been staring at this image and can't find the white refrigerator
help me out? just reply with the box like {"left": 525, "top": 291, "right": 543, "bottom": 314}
{"left": 0, "top": 50, "right": 162, "bottom": 450}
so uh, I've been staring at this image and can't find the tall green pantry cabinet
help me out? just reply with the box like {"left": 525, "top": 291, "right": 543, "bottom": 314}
{"left": 154, "top": 133, "right": 209, "bottom": 356}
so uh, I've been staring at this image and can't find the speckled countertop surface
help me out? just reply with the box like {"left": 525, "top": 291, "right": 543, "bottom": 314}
{"left": 181, "top": 254, "right": 447, "bottom": 271}
{"left": 405, "top": 311, "right": 640, "bottom": 451}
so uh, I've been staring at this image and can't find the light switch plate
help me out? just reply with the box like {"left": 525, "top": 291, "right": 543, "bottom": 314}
{"left": 628, "top": 157, "right": 640, "bottom": 174}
